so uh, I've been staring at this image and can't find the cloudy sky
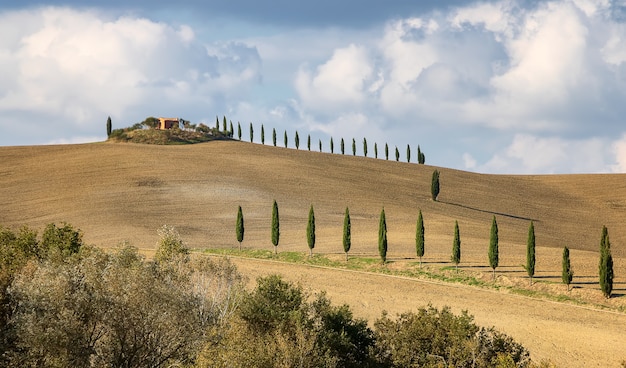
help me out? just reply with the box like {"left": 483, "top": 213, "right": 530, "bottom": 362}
{"left": 2, "top": 0, "right": 626, "bottom": 173}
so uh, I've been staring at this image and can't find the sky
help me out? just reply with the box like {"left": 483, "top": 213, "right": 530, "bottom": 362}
{"left": 2, "top": 0, "right": 626, "bottom": 174}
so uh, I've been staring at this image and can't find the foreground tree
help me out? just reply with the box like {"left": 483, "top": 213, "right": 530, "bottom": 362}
{"left": 431, "top": 170, "right": 440, "bottom": 201}
{"left": 379, "top": 208, "right": 388, "bottom": 264}
{"left": 562, "top": 246, "right": 573, "bottom": 291}
{"left": 526, "top": 221, "right": 536, "bottom": 286}
{"left": 155, "top": 225, "right": 189, "bottom": 264}
{"left": 236, "top": 206, "right": 244, "bottom": 251}
{"left": 416, "top": 210, "right": 425, "bottom": 268}
{"left": 488, "top": 216, "right": 499, "bottom": 279}
{"left": 451, "top": 221, "right": 461, "bottom": 272}
{"left": 106, "top": 116, "right": 112, "bottom": 137}
{"left": 307, "top": 205, "right": 315, "bottom": 257}
{"left": 343, "top": 207, "right": 351, "bottom": 261}
{"left": 599, "top": 226, "right": 614, "bottom": 298}
{"left": 271, "top": 200, "right": 280, "bottom": 254}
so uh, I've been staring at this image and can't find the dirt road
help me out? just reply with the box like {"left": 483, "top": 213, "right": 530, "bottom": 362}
{"left": 227, "top": 257, "right": 626, "bottom": 368}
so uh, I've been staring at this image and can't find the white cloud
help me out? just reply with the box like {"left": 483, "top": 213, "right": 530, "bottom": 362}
{"left": 611, "top": 133, "right": 626, "bottom": 172}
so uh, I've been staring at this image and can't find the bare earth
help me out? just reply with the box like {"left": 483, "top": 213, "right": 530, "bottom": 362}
{"left": 228, "top": 256, "right": 626, "bottom": 368}
{"left": 2, "top": 141, "right": 626, "bottom": 366}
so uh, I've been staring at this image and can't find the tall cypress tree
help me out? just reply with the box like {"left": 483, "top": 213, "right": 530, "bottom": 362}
{"left": 343, "top": 207, "right": 351, "bottom": 261}
{"left": 238, "top": 122, "right": 242, "bottom": 140}
{"left": 562, "top": 246, "right": 573, "bottom": 291}
{"left": 385, "top": 143, "right": 389, "bottom": 160}
{"left": 319, "top": 139, "right": 322, "bottom": 152}
{"left": 374, "top": 143, "right": 378, "bottom": 159}
{"left": 307, "top": 205, "right": 315, "bottom": 257}
{"left": 352, "top": 138, "right": 356, "bottom": 156}
{"left": 330, "top": 137, "right": 334, "bottom": 153}
{"left": 363, "top": 138, "right": 368, "bottom": 157}
{"left": 307, "top": 134, "right": 311, "bottom": 151}
{"left": 406, "top": 144, "right": 411, "bottom": 163}
{"left": 418, "top": 145, "right": 426, "bottom": 164}
{"left": 488, "top": 216, "right": 499, "bottom": 279}
{"left": 273, "top": 128, "right": 277, "bottom": 146}
{"left": 526, "top": 221, "right": 536, "bottom": 285}
{"left": 271, "top": 200, "right": 280, "bottom": 254}
{"left": 261, "top": 125, "right": 265, "bottom": 144}
{"left": 451, "top": 220, "right": 461, "bottom": 272}
{"left": 216, "top": 116, "right": 220, "bottom": 130}
{"left": 379, "top": 208, "right": 387, "bottom": 264}
{"left": 431, "top": 170, "right": 440, "bottom": 201}
{"left": 395, "top": 146, "right": 400, "bottom": 161}
{"left": 249, "top": 122, "right": 254, "bottom": 143}
{"left": 229, "top": 121, "right": 234, "bottom": 137}
{"left": 416, "top": 210, "right": 425, "bottom": 268}
{"left": 236, "top": 206, "right": 244, "bottom": 251}
{"left": 106, "top": 116, "right": 112, "bottom": 137}
{"left": 223, "top": 116, "right": 227, "bottom": 132}
{"left": 341, "top": 138, "right": 345, "bottom": 155}
{"left": 599, "top": 226, "right": 614, "bottom": 298}
{"left": 284, "top": 131, "right": 288, "bottom": 148}
{"left": 295, "top": 131, "right": 300, "bottom": 149}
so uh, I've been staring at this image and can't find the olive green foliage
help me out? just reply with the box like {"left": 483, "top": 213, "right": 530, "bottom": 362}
{"left": 307, "top": 205, "right": 316, "bottom": 256}
{"left": 106, "top": 116, "right": 112, "bottom": 137}
{"left": 379, "top": 208, "right": 387, "bottom": 263}
{"left": 526, "top": 221, "right": 536, "bottom": 285}
{"left": 236, "top": 206, "right": 244, "bottom": 251}
{"left": 374, "top": 306, "right": 530, "bottom": 368}
{"left": 599, "top": 226, "right": 614, "bottom": 298}
{"left": 431, "top": 170, "right": 440, "bottom": 201}
{"left": 416, "top": 210, "right": 425, "bottom": 267}
{"left": 271, "top": 200, "right": 280, "bottom": 253}
{"left": 343, "top": 207, "right": 351, "bottom": 261}
{"left": 363, "top": 138, "right": 368, "bottom": 157}
{"left": 41, "top": 222, "right": 84, "bottom": 259}
{"left": 452, "top": 221, "right": 461, "bottom": 271}
{"left": 562, "top": 246, "right": 573, "bottom": 291}
{"left": 154, "top": 225, "right": 189, "bottom": 264}
{"left": 489, "top": 216, "right": 499, "bottom": 279}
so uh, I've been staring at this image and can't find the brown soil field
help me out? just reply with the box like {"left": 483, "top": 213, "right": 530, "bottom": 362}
{"left": 1, "top": 140, "right": 626, "bottom": 365}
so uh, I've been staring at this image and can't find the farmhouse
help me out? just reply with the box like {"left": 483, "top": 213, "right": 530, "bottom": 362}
{"left": 157, "top": 117, "right": 182, "bottom": 130}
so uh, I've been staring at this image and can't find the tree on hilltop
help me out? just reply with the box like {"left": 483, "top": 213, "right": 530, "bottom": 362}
{"left": 261, "top": 124, "right": 265, "bottom": 144}
{"left": 395, "top": 146, "right": 400, "bottom": 162}
{"left": 488, "top": 216, "right": 499, "bottom": 279}
{"left": 341, "top": 138, "right": 345, "bottom": 155}
{"left": 374, "top": 143, "right": 378, "bottom": 158}
{"left": 271, "top": 200, "right": 280, "bottom": 254}
{"left": 418, "top": 145, "right": 425, "bottom": 164}
{"left": 273, "top": 128, "right": 277, "bottom": 146}
{"left": 525, "top": 221, "right": 536, "bottom": 286}
{"left": 284, "top": 131, "right": 288, "bottom": 148}
{"left": 229, "top": 121, "right": 234, "bottom": 137}
{"left": 599, "top": 226, "right": 614, "bottom": 298}
{"left": 307, "top": 134, "right": 311, "bottom": 151}
{"left": 416, "top": 210, "right": 425, "bottom": 268}
{"left": 249, "top": 122, "right": 254, "bottom": 143}
{"left": 562, "top": 246, "right": 573, "bottom": 291}
{"left": 106, "top": 116, "right": 112, "bottom": 137}
{"left": 352, "top": 138, "right": 356, "bottom": 156}
{"left": 307, "top": 205, "right": 315, "bottom": 257}
{"left": 379, "top": 208, "right": 387, "bottom": 264}
{"left": 223, "top": 116, "right": 227, "bottom": 132}
{"left": 215, "top": 116, "right": 219, "bottom": 130}
{"left": 385, "top": 143, "right": 389, "bottom": 160}
{"left": 451, "top": 221, "right": 461, "bottom": 272}
{"left": 363, "top": 138, "right": 368, "bottom": 157}
{"left": 406, "top": 144, "right": 411, "bottom": 163}
{"left": 330, "top": 138, "right": 334, "bottom": 153}
{"left": 319, "top": 139, "right": 322, "bottom": 152}
{"left": 431, "top": 170, "right": 440, "bottom": 201}
{"left": 295, "top": 131, "right": 300, "bottom": 149}
{"left": 236, "top": 206, "right": 244, "bottom": 251}
{"left": 238, "top": 122, "right": 242, "bottom": 140}
{"left": 343, "top": 207, "right": 351, "bottom": 261}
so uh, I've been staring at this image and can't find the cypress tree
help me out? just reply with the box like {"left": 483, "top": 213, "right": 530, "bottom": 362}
{"left": 599, "top": 226, "right": 614, "bottom": 298}
{"left": 273, "top": 128, "right": 277, "bottom": 146}
{"left": 271, "top": 200, "right": 280, "bottom": 254}
{"left": 230, "top": 121, "right": 234, "bottom": 137}
{"left": 223, "top": 116, "right": 227, "bottom": 132}
{"left": 352, "top": 138, "right": 356, "bottom": 156}
{"left": 374, "top": 143, "right": 378, "bottom": 158}
{"left": 284, "top": 131, "right": 288, "bottom": 148}
{"left": 261, "top": 124, "right": 265, "bottom": 144}
{"left": 431, "top": 170, "right": 440, "bottom": 201}
{"left": 238, "top": 122, "right": 242, "bottom": 140}
{"left": 307, "top": 134, "right": 311, "bottom": 151}
{"left": 418, "top": 145, "right": 425, "bottom": 164}
{"left": 106, "top": 116, "right": 112, "bottom": 137}
{"left": 330, "top": 137, "right": 334, "bottom": 153}
{"left": 319, "top": 139, "right": 322, "bottom": 152}
{"left": 416, "top": 209, "right": 425, "bottom": 268}
{"left": 295, "top": 131, "right": 300, "bottom": 149}
{"left": 488, "top": 216, "right": 499, "bottom": 279}
{"left": 385, "top": 143, "right": 389, "bottom": 160}
{"left": 451, "top": 220, "right": 461, "bottom": 272}
{"left": 343, "top": 207, "right": 351, "bottom": 261}
{"left": 406, "top": 144, "right": 411, "bottom": 163}
{"left": 526, "top": 221, "right": 536, "bottom": 286}
{"left": 562, "top": 246, "right": 573, "bottom": 291}
{"left": 216, "top": 116, "right": 220, "bottom": 130}
{"left": 363, "top": 138, "right": 368, "bottom": 157}
{"left": 249, "top": 122, "right": 254, "bottom": 143}
{"left": 379, "top": 208, "right": 387, "bottom": 264}
{"left": 341, "top": 138, "right": 345, "bottom": 155}
{"left": 236, "top": 206, "right": 244, "bottom": 251}
{"left": 307, "top": 205, "right": 315, "bottom": 257}
{"left": 395, "top": 146, "right": 400, "bottom": 161}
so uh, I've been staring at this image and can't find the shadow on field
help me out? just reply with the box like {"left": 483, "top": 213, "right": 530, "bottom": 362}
{"left": 440, "top": 201, "right": 538, "bottom": 222}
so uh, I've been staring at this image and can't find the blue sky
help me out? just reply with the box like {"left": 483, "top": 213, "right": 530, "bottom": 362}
{"left": 2, "top": 0, "right": 626, "bottom": 173}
